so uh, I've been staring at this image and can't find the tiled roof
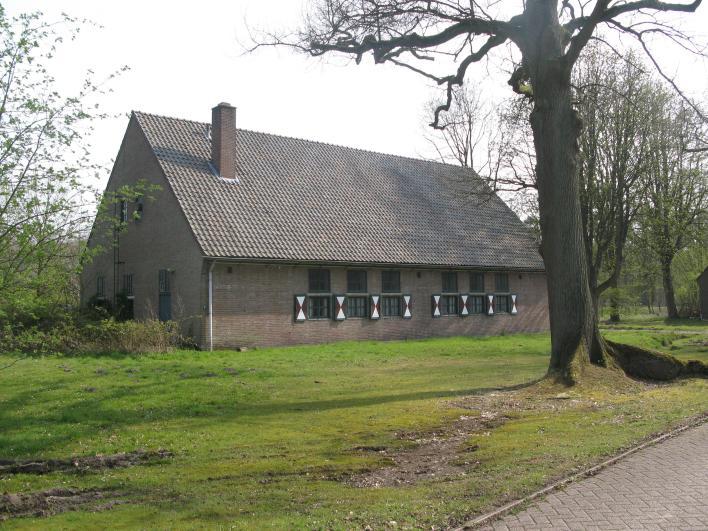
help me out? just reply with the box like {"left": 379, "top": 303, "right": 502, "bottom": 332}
{"left": 133, "top": 111, "right": 544, "bottom": 270}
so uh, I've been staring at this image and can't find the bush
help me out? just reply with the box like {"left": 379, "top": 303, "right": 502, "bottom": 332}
{"left": 0, "top": 319, "right": 181, "bottom": 356}
{"left": 80, "top": 319, "right": 181, "bottom": 354}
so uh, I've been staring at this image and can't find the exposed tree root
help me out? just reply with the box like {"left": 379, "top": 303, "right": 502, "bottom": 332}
{"left": 606, "top": 340, "right": 708, "bottom": 381}
{"left": 548, "top": 335, "right": 707, "bottom": 387}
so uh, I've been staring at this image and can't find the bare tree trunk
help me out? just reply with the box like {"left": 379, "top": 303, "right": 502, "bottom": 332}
{"left": 522, "top": 4, "right": 607, "bottom": 384}
{"left": 661, "top": 256, "right": 679, "bottom": 318}
{"left": 532, "top": 94, "right": 606, "bottom": 382}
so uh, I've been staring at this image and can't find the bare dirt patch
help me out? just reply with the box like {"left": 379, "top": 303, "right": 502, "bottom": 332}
{"left": 0, "top": 449, "right": 172, "bottom": 476}
{"left": 349, "top": 388, "right": 603, "bottom": 489}
{"left": 0, "top": 487, "right": 125, "bottom": 520}
{"left": 350, "top": 412, "right": 508, "bottom": 488}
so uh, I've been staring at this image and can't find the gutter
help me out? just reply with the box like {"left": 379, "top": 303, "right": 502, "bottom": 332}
{"left": 208, "top": 260, "right": 216, "bottom": 352}
{"left": 200, "top": 255, "right": 545, "bottom": 273}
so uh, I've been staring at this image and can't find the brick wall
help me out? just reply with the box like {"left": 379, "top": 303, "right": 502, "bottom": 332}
{"left": 81, "top": 115, "right": 205, "bottom": 343}
{"left": 205, "top": 263, "right": 549, "bottom": 349}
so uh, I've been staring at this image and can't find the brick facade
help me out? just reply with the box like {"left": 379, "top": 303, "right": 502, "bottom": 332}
{"left": 81, "top": 117, "right": 205, "bottom": 343}
{"left": 83, "top": 110, "right": 550, "bottom": 351}
{"left": 205, "top": 262, "right": 549, "bottom": 349}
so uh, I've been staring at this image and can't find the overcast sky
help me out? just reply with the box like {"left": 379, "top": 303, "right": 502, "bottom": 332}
{"left": 7, "top": 0, "right": 708, "bottom": 189}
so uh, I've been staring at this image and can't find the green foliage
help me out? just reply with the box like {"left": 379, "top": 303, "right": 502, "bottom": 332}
{"left": 0, "top": 330, "right": 705, "bottom": 528}
{"left": 600, "top": 285, "right": 639, "bottom": 316}
{"left": 0, "top": 318, "right": 181, "bottom": 356}
{"left": 0, "top": 7, "right": 129, "bottom": 328}
{"left": 672, "top": 243, "right": 707, "bottom": 317}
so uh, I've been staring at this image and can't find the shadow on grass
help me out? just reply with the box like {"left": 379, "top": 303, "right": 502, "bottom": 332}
{"left": 0, "top": 378, "right": 542, "bottom": 458}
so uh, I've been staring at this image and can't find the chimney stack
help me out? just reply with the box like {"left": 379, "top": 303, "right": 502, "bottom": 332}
{"left": 211, "top": 102, "right": 237, "bottom": 179}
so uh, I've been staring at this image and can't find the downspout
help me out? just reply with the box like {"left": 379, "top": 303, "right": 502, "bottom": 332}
{"left": 208, "top": 260, "right": 216, "bottom": 351}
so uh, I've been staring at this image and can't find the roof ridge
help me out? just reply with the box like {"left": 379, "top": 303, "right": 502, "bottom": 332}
{"left": 130, "top": 109, "right": 543, "bottom": 269}
{"left": 132, "top": 109, "right": 470, "bottom": 171}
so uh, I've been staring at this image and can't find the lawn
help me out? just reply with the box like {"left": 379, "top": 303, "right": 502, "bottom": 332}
{"left": 1, "top": 325, "right": 706, "bottom": 529}
{"left": 599, "top": 310, "right": 707, "bottom": 331}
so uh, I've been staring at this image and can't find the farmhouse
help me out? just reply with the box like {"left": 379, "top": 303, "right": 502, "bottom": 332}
{"left": 81, "top": 103, "right": 549, "bottom": 349}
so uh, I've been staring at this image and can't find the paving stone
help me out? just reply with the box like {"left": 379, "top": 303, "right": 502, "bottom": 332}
{"left": 485, "top": 423, "right": 708, "bottom": 530}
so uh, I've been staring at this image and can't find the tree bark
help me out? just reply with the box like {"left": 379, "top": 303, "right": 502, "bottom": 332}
{"left": 661, "top": 256, "right": 679, "bottom": 318}
{"left": 609, "top": 274, "right": 621, "bottom": 322}
{"left": 521, "top": 2, "right": 608, "bottom": 384}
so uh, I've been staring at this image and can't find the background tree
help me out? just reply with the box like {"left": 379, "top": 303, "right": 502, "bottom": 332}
{"left": 258, "top": 0, "right": 707, "bottom": 383}
{"left": 639, "top": 90, "right": 708, "bottom": 318}
{"left": 0, "top": 7, "right": 127, "bottom": 329}
{"left": 575, "top": 46, "right": 650, "bottom": 322}
{"left": 422, "top": 42, "right": 668, "bottom": 325}
{"left": 424, "top": 85, "right": 538, "bottom": 220}
{"left": 423, "top": 83, "right": 490, "bottom": 169}
{"left": 670, "top": 240, "right": 708, "bottom": 316}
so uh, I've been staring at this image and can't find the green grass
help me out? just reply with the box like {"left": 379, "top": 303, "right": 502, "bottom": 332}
{"left": 599, "top": 310, "right": 707, "bottom": 331}
{"left": 1, "top": 326, "right": 706, "bottom": 529}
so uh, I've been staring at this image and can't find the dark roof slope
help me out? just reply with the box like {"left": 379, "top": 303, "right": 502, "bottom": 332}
{"left": 133, "top": 111, "right": 544, "bottom": 270}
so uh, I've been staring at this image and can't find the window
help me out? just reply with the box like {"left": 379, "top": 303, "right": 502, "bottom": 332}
{"left": 496, "top": 294, "right": 511, "bottom": 313}
{"left": 308, "top": 295, "right": 330, "bottom": 319}
{"left": 441, "top": 294, "right": 458, "bottom": 315}
{"left": 381, "top": 295, "right": 401, "bottom": 317}
{"left": 135, "top": 196, "right": 143, "bottom": 221}
{"left": 442, "top": 272, "right": 458, "bottom": 293}
{"left": 495, "top": 273, "right": 509, "bottom": 292}
{"left": 469, "top": 295, "right": 485, "bottom": 314}
{"left": 381, "top": 271, "right": 400, "bottom": 293}
{"left": 96, "top": 276, "right": 105, "bottom": 298}
{"left": 347, "top": 270, "right": 367, "bottom": 293}
{"left": 308, "top": 269, "right": 330, "bottom": 293}
{"left": 346, "top": 296, "right": 367, "bottom": 318}
{"left": 159, "top": 269, "right": 170, "bottom": 294}
{"left": 470, "top": 272, "right": 485, "bottom": 292}
{"left": 119, "top": 200, "right": 128, "bottom": 223}
{"left": 122, "top": 274, "right": 134, "bottom": 296}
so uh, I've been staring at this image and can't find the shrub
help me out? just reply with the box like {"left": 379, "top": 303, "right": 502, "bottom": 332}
{"left": 0, "top": 319, "right": 181, "bottom": 356}
{"left": 80, "top": 319, "right": 181, "bottom": 354}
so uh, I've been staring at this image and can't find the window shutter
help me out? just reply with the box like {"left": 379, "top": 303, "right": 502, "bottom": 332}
{"left": 487, "top": 294, "right": 495, "bottom": 316}
{"left": 294, "top": 295, "right": 307, "bottom": 322}
{"left": 431, "top": 294, "right": 441, "bottom": 318}
{"left": 459, "top": 294, "right": 469, "bottom": 317}
{"left": 370, "top": 295, "right": 380, "bottom": 320}
{"left": 402, "top": 295, "right": 412, "bottom": 319}
{"left": 334, "top": 295, "right": 347, "bottom": 321}
{"left": 511, "top": 294, "right": 518, "bottom": 315}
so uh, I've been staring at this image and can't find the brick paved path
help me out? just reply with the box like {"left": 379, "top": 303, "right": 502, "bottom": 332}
{"left": 481, "top": 422, "right": 708, "bottom": 530}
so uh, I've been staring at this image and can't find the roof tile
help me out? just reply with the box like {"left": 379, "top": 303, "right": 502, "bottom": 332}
{"left": 134, "top": 111, "right": 544, "bottom": 270}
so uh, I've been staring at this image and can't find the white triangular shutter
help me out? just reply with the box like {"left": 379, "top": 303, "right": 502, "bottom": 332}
{"left": 487, "top": 294, "right": 495, "bottom": 316}
{"left": 460, "top": 294, "right": 469, "bottom": 316}
{"left": 294, "top": 295, "right": 307, "bottom": 322}
{"left": 370, "top": 295, "right": 380, "bottom": 320}
{"left": 402, "top": 295, "right": 412, "bottom": 319}
{"left": 431, "top": 294, "right": 441, "bottom": 317}
{"left": 511, "top": 294, "right": 518, "bottom": 315}
{"left": 334, "top": 295, "right": 346, "bottom": 321}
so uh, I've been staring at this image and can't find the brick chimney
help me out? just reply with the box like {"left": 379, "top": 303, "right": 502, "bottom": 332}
{"left": 211, "top": 102, "right": 237, "bottom": 179}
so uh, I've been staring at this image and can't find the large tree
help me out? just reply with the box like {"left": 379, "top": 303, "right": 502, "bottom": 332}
{"left": 257, "top": 0, "right": 708, "bottom": 384}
